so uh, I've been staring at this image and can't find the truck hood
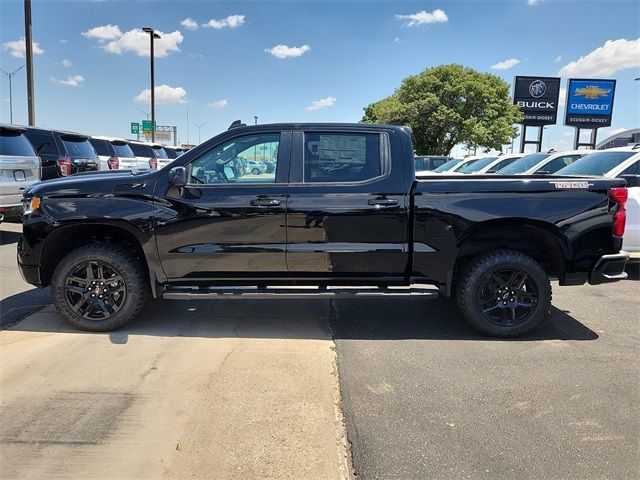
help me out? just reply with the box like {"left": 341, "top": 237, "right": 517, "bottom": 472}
{"left": 26, "top": 170, "right": 158, "bottom": 198}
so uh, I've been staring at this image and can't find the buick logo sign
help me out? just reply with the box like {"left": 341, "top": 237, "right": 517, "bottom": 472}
{"left": 529, "top": 80, "right": 547, "bottom": 98}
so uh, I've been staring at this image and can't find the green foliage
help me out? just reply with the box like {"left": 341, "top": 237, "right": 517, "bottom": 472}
{"left": 361, "top": 64, "right": 523, "bottom": 155}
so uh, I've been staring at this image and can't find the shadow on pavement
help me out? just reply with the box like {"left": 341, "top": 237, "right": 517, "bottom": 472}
{"left": 1, "top": 287, "right": 51, "bottom": 328}
{"left": 5, "top": 294, "right": 598, "bottom": 342}
{"left": 0, "top": 230, "right": 21, "bottom": 246}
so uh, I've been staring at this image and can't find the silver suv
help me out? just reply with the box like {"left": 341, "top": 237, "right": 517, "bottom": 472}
{"left": 0, "top": 125, "right": 41, "bottom": 221}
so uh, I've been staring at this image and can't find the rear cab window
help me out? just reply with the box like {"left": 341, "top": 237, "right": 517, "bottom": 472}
{"left": 111, "top": 142, "right": 135, "bottom": 158}
{"left": 152, "top": 146, "right": 168, "bottom": 159}
{"left": 130, "top": 143, "right": 154, "bottom": 157}
{"left": 303, "top": 132, "right": 381, "bottom": 183}
{"left": 0, "top": 128, "right": 37, "bottom": 157}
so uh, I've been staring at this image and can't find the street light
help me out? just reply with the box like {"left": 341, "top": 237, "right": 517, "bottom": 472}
{"left": 136, "top": 107, "right": 150, "bottom": 119}
{"left": 0, "top": 65, "right": 24, "bottom": 123}
{"left": 142, "top": 27, "right": 161, "bottom": 142}
{"left": 194, "top": 122, "right": 206, "bottom": 144}
{"left": 254, "top": 115, "right": 258, "bottom": 125}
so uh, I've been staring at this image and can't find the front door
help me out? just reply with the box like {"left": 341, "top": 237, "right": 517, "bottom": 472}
{"left": 154, "top": 131, "right": 290, "bottom": 280}
{"left": 285, "top": 129, "right": 409, "bottom": 278}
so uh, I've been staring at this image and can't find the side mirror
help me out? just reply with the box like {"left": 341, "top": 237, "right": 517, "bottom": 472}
{"left": 168, "top": 166, "right": 187, "bottom": 187}
{"left": 619, "top": 174, "right": 640, "bottom": 188}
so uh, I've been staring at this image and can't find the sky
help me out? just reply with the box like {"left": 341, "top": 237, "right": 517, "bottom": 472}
{"left": 1, "top": 0, "right": 639, "bottom": 154}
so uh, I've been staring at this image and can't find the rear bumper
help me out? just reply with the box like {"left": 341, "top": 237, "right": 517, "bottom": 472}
{"left": 589, "top": 251, "right": 629, "bottom": 285}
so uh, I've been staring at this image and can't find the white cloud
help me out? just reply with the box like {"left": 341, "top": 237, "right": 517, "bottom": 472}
{"left": 265, "top": 44, "right": 310, "bottom": 59}
{"left": 203, "top": 15, "right": 245, "bottom": 29}
{"left": 2, "top": 37, "right": 44, "bottom": 58}
{"left": 395, "top": 9, "right": 448, "bottom": 27}
{"left": 82, "top": 24, "right": 122, "bottom": 41}
{"left": 60, "top": 59, "right": 72, "bottom": 68}
{"left": 207, "top": 99, "right": 228, "bottom": 109}
{"left": 555, "top": 54, "right": 562, "bottom": 63}
{"left": 527, "top": 0, "right": 543, "bottom": 5}
{"left": 189, "top": 53, "right": 203, "bottom": 58}
{"left": 59, "top": 39, "right": 68, "bottom": 44}
{"left": 558, "top": 38, "right": 640, "bottom": 77}
{"left": 50, "top": 75, "right": 85, "bottom": 87}
{"left": 306, "top": 96, "right": 336, "bottom": 111}
{"left": 83, "top": 25, "right": 183, "bottom": 57}
{"left": 490, "top": 58, "right": 520, "bottom": 70}
{"left": 181, "top": 18, "right": 198, "bottom": 30}
{"left": 135, "top": 84, "right": 187, "bottom": 104}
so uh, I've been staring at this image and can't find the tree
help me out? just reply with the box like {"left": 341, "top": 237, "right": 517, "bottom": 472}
{"left": 361, "top": 64, "right": 523, "bottom": 155}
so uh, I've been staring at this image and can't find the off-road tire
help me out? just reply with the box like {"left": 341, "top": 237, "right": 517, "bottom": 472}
{"left": 456, "top": 249, "right": 551, "bottom": 337}
{"left": 52, "top": 244, "right": 149, "bottom": 331}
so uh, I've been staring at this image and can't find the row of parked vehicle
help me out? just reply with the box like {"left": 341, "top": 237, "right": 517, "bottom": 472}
{"left": 415, "top": 146, "right": 640, "bottom": 259}
{"left": 0, "top": 124, "right": 189, "bottom": 219}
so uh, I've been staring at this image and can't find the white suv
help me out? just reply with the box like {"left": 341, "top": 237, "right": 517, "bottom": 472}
{"left": 89, "top": 136, "right": 146, "bottom": 172}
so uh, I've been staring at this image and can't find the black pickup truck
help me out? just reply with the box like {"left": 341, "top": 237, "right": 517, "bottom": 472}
{"left": 18, "top": 123, "right": 629, "bottom": 336}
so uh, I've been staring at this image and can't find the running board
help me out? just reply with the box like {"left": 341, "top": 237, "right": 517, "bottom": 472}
{"left": 162, "top": 285, "right": 438, "bottom": 300}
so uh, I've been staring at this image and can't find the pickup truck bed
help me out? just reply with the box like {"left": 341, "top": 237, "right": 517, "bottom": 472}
{"left": 18, "top": 123, "right": 629, "bottom": 336}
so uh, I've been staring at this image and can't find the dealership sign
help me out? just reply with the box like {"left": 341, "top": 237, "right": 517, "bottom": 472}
{"left": 513, "top": 76, "right": 561, "bottom": 126}
{"left": 565, "top": 79, "right": 616, "bottom": 128}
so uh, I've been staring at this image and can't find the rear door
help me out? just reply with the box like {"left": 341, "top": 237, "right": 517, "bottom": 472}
{"left": 285, "top": 128, "right": 409, "bottom": 278}
{"left": 154, "top": 130, "right": 291, "bottom": 279}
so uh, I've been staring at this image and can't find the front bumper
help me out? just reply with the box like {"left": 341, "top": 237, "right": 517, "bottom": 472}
{"left": 18, "top": 258, "right": 42, "bottom": 286}
{"left": 589, "top": 251, "right": 629, "bottom": 285}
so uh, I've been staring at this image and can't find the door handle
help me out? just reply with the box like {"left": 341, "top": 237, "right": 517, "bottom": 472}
{"left": 250, "top": 198, "right": 282, "bottom": 207}
{"left": 368, "top": 198, "right": 399, "bottom": 207}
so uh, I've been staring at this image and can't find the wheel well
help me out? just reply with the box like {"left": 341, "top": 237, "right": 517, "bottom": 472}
{"left": 40, "top": 224, "right": 149, "bottom": 287}
{"left": 456, "top": 223, "right": 566, "bottom": 280}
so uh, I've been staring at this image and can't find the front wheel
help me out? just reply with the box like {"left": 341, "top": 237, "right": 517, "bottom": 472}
{"left": 251, "top": 167, "right": 261, "bottom": 175}
{"left": 52, "top": 244, "right": 149, "bottom": 331}
{"left": 456, "top": 250, "right": 551, "bottom": 337}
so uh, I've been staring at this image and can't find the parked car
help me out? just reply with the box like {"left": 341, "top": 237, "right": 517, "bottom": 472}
{"left": 556, "top": 146, "right": 640, "bottom": 260}
{"left": 0, "top": 125, "right": 41, "bottom": 221}
{"left": 151, "top": 144, "right": 172, "bottom": 168}
{"left": 414, "top": 155, "right": 451, "bottom": 172}
{"left": 23, "top": 127, "right": 99, "bottom": 179}
{"left": 459, "top": 153, "right": 525, "bottom": 174}
{"left": 89, "top": 136, "right": 146, "bottom": 172}
{"left": 418, "top": 157, "right": 481, "bottom": 175}
{"left": 128, "top": 140, "right": 159, "bottom": 170}
{"left": 164, "top": 146, "right": 187, "bottom": 159}
{"left": 19, "top": 122, "right": 628, "bottom": 338}
{"left": 245, "top": 159, "right": 267, "bottom": 175}
{"left": 496, "top": 150, "right": 592, "bottom": 175}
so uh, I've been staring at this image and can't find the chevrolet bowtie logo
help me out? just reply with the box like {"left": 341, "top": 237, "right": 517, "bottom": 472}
{"left": 574, "top": 85, "right": 611, "bottom": 99}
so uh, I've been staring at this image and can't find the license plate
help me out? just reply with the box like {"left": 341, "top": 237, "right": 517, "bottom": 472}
{"left": 13, "top": 170, "right": 26, "bottom": 181}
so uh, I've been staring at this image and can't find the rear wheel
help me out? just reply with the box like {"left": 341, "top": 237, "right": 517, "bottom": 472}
{"left": 52, "top": 244, "right": 149, "bottom": 331}
{"left": 251, "top": 167, "right": 261, "bottom": 175}
{"left": 456, "top": 250, "right": 551, "bottom": 337}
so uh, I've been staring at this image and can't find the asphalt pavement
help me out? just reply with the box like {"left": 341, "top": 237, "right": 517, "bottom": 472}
{"left": 332, "top": 278, "right": 639, "bottom": 479}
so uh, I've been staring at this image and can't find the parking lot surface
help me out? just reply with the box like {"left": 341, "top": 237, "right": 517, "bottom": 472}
{"left": 332, "top": 280, "right": 639, "bottom": 479}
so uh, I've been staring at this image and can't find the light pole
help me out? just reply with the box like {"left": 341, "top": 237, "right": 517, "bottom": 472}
{"left": 254, "top": 115, "right": 258, "bottom": 125}
{"left": 136, "top": 107, "right": 150, "bottom": 119}
{"left": 194, "top": 122, "right": 206, "bottom": 144}
{"left": 24, "top": 0, "right": 35, "bottom": 125}
{"left": 143, "top": 27, "right": 161, "bottom": 142}
{"left": 1, "top": 65, "right": 24, "bottom": 123}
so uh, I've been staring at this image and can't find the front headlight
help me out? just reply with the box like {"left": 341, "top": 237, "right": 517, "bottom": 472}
{"left": 22, "top": 196, "right": 42, "bottom": 215}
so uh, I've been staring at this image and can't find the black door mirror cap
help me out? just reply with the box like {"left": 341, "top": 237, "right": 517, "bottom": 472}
{"left": 169, "top": 166, "right": 188, "bottom": 187}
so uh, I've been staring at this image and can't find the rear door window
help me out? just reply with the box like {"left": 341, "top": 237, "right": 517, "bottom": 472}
{"left": 130, "top": 143, "right": 153, "bottom": 157}
{"left": 89, "top": 139, "right": 110, "bottom": 157}
{"left": 304, "top": 132, "right": 381, "bottom": 182}
{"left": 537, "top": 154, "right": 582, "bottom": 174}
{"left": 0, "top": 129, "right": 37, "bottom": 156}
{"left": 24, "top": 131, "right": 58, "bottom": 156}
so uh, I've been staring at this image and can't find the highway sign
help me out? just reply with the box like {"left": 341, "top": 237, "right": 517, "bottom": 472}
{"left": 130, "top": 122, "right": 140, "bottom": 134}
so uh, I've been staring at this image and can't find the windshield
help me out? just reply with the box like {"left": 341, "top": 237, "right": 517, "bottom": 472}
{"left": 112, "top": 142, "right": 135, "bottom": 158}
{"left": 61, "top": 137, "right": 97, "bottom": 159}
{"left": 496, "top": 153, "right": 549, "bottom": 174}
{"left": 434, "top": 158, "right": 462, "bottom": 172}
{"left": 458, "top": 157, "right": 498, "bottom": 173}
{"left": 555, "top": 151, "right": 636, "bottom": 176}
{"left": 0, "top": 130, "right": 37, "bottom": 157}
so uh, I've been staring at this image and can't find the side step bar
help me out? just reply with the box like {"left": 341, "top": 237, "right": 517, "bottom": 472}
{"left": 162, "top": 285, "right": 438, "bottom": 300}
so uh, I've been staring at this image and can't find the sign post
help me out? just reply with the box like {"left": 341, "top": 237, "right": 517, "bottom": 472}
{"left": 564, "top": 79, "right": 616, "bottom": 150}
{"left": 513, "top": 76, "right": 561, "bottom": 153}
